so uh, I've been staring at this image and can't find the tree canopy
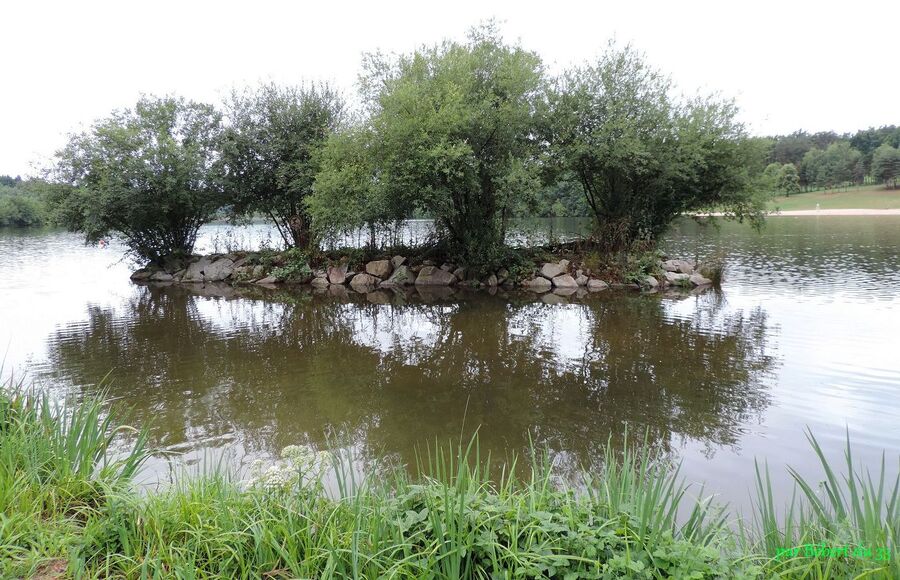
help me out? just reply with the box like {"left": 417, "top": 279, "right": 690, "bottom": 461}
{"left": 550, "top": 44, "right": 761, "bottom": 250}
{"left": 871, "top": 144, "right": 900, "bottom": 189}
{"left": 52, "top": 96, "right": 223, "bottom": 264}
{"left": 342, "top": 24, "right": 547, "bottom": 269}
{"left": 220, "top": 83, "right": 344, "bottom": 249}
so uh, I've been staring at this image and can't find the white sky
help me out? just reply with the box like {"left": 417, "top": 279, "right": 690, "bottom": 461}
{"left": 2, "top": 0, "right": 897, "bottom": 177}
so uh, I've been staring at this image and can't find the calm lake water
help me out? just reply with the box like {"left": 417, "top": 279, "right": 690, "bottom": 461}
{"left": 1, "top": 217, "right": 899, "bottom": 511}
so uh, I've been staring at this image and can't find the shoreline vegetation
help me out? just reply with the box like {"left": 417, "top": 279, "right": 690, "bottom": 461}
{"left": 2, "top": 382, "right": 898, "bottom": 578}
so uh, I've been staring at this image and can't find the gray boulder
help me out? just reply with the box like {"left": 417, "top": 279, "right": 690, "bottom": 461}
{"left": 452, "top": 266, "right": 466, "bottom": 280}
{"left": 496, "top": 268, "right": 509, "bottom": 284}
{"left": 523, "top": 276, "right": 552, "bottom": 292}
{"left": 575, "top": 274, "right": 589, "bottom": 286}
{"left": 149, "top": 270, "right": 173, "bottom": 282}
{"left": 643, "top": 275, "right": 659, "bottom": 288}
{"left": 310, "top": 276, "right": 329, "bottom": 288}
{"left": 130, "top": 269, "right": 153, "bottom": 281}
{"left": 365, "top": 260, "right": 393, "bottom": 278}
{"left": 689, "top": 273, "right": 713, "bottom": 286}
{"left": 350, "top": 272, "right": 379, "bottom": 290}
{"left": 552, "top": 274, "right": 578, "bottom": 288}
{"left": 587, "top": 279, "right": 609, "bottom": 292}
{"left": 540, "top": 262, "right": 566, "bottom": 279}
{"left": 661, "top": 259, "right": 694, "bottom": 274}
{"left": 183, "top": 257, "right": 234, "bottom": 282}
{"left": 380, "top": 265, "right": 414, "bottom": 287}
{"left": 664, "top": 271, "right": 691, "bottom": 285}
{"left": 255, "top": 276, "right": 278, "bottom": 285}
{"left": 484, "top": 274, "right": 498, "bottom": 287}
{"left": 327, "top": 264, "right": 348, "bottom": 285}
{"left": 391, "top": 255, "right": 407, "bottom": 268}
{"left": 415, "top": 266, "right": 457, "bottom": 286}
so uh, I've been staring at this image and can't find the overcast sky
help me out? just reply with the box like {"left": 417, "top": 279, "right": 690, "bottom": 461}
{"left": 2, "top": 0, "right": 897, "bottom": 177}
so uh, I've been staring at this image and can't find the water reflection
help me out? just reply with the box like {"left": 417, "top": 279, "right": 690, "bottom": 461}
{"left": 41, "top": 283, "right": 775, "bottom": 477}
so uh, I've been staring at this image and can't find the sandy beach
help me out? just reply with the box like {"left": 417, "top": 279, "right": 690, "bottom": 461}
{"left": 697, "top": 208, "right": 900, "bottom": 217}
{"left": 770, "top": 209, "right": 900, "bottom": 216}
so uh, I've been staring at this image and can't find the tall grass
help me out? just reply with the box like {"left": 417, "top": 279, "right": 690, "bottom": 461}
{"left": 2, "top": 378, "right": 898, "bottom": 578}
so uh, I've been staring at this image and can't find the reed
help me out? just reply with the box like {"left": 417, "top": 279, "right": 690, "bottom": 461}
{"left": 2, "top": 378, "right": 898, "bottom": 579}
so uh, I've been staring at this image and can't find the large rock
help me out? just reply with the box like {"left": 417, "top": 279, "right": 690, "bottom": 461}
{"left": 523, "top": 277, "right": 552, "bottom": 293}
{"left": 661, "top": 259, "right": 694, "bottom": 274}
{"left": 664, "top": 271, "right": 691, "bottom": 285}
{"left": 689, "top": 273, "right": 713, "bottom": 286}
{"left": 452, "top": 267, "right": 466, "bottom": 280}
{"left": 391, "top": 255, "right": 407, "bottom": 268}
{"left": 415, "top": 266, "right": 456, "bottom": 286}
{"left": 149, "top": 270, "right": 173, "bottom": 282}
{"left": 643, "top": 275, "right": 659, "bottom": 288}
{"left": 327, "top": 264, "right": 348, "bottom": 285}
{"left": 350, "top": 272, "right": 379, "bottom": 290}
{"left": 310, "top": 276, "right": 329, "bottom": 288}
{"left": 255, "top": 276, "right": 278, "bottom": 285}
{"left": 380, "top": 265, "right": 414, "bottom": 287}
{"left": 587, "top": 279, "right": 609, "bottom": 292}
{"left": 130, "top": 269, "right": 153, "bottom": 281}
{"left": 540, "top": 262, "right": 566, "bottom": 279}
{"left": 484, "top": 274, "right": 498, "bottom": 287}
{"left": 496, "top": 268, "right": 509, "bottom": 284}
{"left": 365, "top": 260, "right": 393, "bottom": 278}
{"left": 182, "top": 257, "right": 234, "bottom": 282}
{"left": 552, "top": 274, "right": 578, "bottom": 288}
{"left": 575, "top": 273, "right": 589, "bottom": 286}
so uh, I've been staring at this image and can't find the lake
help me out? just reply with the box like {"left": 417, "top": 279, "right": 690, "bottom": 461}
{"left": 1, "top": 216, "right": 899, "bottom": 512}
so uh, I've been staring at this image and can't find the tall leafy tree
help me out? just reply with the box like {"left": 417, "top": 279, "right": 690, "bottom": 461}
{"left": 871, "top": 144, "right": 900, "bottom": 189}
{"left": 306, "top": 124, "right": 398, "bottom": 247}
{"left": 220, "top": 83, "right": 343, "bottom": 249}
{"left": 52, "top": 96, "right": 223, "bottom": 264}
{"left": 802, "top": 142, "right": 863, "bottom": 189}
{"left": 776, "top": 163, "right": 800, "bottom": 194}
{"left": 551, "top": 44, "right": 761, "bottom": 250}
{"left": 355, "top": 24, "right": 546, "bottom": 269}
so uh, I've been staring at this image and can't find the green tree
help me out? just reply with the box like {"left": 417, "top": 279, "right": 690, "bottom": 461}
{"left": 551, "top": 44, "right": 761, "bottom": 250}
{"left": 0, "top": 184, "right": 44, "bottom": 227}
{"left": 220, "top": 83, "right": 344, "bottom": 249}
{"left": 820, "top": 142, "right": 863, "bottom": 188}
{"left": 307, "top": 125, "right": 396, "bottom": 247}
{"left": 52, "top": 96, "right": 223, "bottom": 264}
{"left": 776, "top": 163, "right": 800, "bottom": 194}
{"left": 354, "top": 24, "right": 546, "bottom": 269}
{"left": 871, "top": 143, "right": 900, "bottom": 189}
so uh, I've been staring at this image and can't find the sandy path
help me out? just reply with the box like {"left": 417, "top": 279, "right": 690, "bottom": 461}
{"left": 769, "top": 209, "right": 900, "bottom": 216}
{"left": 696, "top": 209, "right": 900, "bottom": 217}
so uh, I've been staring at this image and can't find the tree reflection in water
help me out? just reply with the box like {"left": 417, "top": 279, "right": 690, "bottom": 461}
{"left": 41, "top": 283, "right": 775, "bottom": 479}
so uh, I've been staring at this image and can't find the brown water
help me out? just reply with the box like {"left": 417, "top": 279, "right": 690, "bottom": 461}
{"left": 1, "top": 217, "right": 899, "bottom": 509}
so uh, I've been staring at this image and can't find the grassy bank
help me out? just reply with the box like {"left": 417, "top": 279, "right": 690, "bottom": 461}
{"left": 768, "top": 184, "right": 900, "bottom": 211}
{"left": 1, "top": 382, "right": 898, "bottom": 578}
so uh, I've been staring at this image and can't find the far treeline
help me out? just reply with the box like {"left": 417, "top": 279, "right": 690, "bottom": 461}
{"left": 5, "top": 26, "right": 899, "bottom": 272}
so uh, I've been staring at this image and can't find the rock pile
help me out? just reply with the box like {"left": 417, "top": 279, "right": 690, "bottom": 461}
{"left": 131, "top": 252, "right": 714, "bottom": 294}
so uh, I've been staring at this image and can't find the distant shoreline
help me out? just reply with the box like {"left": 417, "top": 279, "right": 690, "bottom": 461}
{"left": 769, "top": 208, "right": 900, "bottom": 216}
{"left": 697, "top": 209, "right": 900, "bottom": 217}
